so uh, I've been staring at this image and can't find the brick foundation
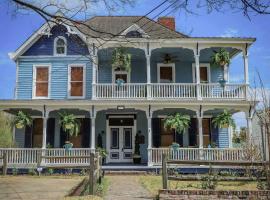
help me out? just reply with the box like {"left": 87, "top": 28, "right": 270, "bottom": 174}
{"left": 159, "top": 189, "right": 270, "bottom": 200}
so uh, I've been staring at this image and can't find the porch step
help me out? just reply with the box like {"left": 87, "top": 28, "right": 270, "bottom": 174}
{"left": 104, "top": 170, "right": 148, "bottom": 175}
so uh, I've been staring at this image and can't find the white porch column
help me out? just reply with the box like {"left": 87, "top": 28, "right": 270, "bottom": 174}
{"left": 197, "top": 108, "right": 203, "bottom": 149}
{"left": 42, "top": 117, "right": 48, "bottom": 149}
{"left": 146, "top": 44, "right": 151, "bottom": 99}
{"left": 194, "top": 54, "right": 201, "bottom": 100}
{"left": 91, "top": 117, "right": 96, "bottom": 151}
{"left": 198, "top": 117, "right": 203, "bottom": 148}
{"left": 90, "top": 106, "right": 96, "bottom": 152}
{"left": 91, "top": 44, "right": 98, "bottom": 99}
{"left": 42, "top": 106, "right": 48, "bottom": 149}
{"left": 147, "top": 106, "right": 153, "bottom": 166}
{"left": 246, "top": 117, "right": 253, "bottom": 140}
{"left": 243, "top": 54, "right": 249, "bottom": 85}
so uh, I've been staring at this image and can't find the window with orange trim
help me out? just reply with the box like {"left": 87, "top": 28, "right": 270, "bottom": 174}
{"left": 69, "top": 66, "right": 84, "bottom": 97}
{"left": 34, "top": 66, "right": 49, "bottom": 97}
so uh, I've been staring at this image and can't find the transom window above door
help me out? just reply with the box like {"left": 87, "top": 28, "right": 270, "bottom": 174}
{"left": 68, "top": 65, "right": 85, "bottom": 98}
{"left": 157, "top": 63, "right": 175, "bottom": 83}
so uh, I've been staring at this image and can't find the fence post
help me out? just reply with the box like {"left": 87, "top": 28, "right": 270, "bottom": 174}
{"left": 162, "top": 153, "right": 168, "bottom": 189}
{"left": 89, "top": 152, "right": 95, "bottom": 195}
{"left": 3, "top": 152, "right": 7, "bottom": 175}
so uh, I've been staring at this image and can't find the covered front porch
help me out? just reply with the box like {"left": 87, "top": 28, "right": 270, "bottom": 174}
{"left": 0, "top": 102, "right": 257, "bottom": 168}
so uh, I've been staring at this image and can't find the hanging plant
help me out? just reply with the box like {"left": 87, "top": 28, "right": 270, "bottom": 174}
{"left": 58, "top": 112, "right": 80, "bottom": 137}
{"left": 212, "top": 110, "right": 236, "bottom": 129}
{"left": 111, "top": 47, "right": 131, "bottom": 72}
{"left": 211, "top": 48, "right": 230, "bottom": 67}
{"left": 14, "top": 111, "right": 32, "bottom": 129}
{"left": 164, "top": 113, "right": 190, "bottom": 134}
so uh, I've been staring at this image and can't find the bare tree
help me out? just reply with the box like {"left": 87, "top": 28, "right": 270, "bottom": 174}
{"left": 251, "top": 72, "right": 270, "bottom": 188}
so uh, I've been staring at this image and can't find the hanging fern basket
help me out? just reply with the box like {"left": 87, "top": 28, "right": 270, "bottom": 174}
{"left": 15, "top": 122, "right": 24, "bottom": 129}
{"left": 111, "top": 47, "right": 131, "bottom": 72}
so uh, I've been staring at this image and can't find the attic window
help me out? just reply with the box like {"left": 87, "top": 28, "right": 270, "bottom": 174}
{"left": 125, "top": 31, "right": 142, "bottom": 38}
{"left": 54, "top": 36, "right": 67, "bottom": 55}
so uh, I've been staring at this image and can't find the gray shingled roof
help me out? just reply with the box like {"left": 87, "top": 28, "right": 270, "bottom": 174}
{"left": 79, "top": 16, "right": 188, "bottom": 39}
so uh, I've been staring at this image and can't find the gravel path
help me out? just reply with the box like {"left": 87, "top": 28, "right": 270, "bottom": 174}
{"left": 104, "top": 176, "right": 152, "bottom": 200}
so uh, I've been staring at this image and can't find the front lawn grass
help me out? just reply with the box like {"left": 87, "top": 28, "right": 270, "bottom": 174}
{"left": 139, "top": 175, "right": 259, "bottom": 196}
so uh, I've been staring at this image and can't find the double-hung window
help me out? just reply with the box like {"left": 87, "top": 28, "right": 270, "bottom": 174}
{"left": 68, "top": 65, "right": 85, "bottom": 98}
{"left": 33, "top": 65, "right": 50, "bottom": 98}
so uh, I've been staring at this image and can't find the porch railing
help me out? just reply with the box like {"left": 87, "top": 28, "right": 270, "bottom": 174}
{"left": 200, "top": 83, "right": 247, "bottom": 99}
{"left": 95, "top": 83, "right": 247, "bottom": 100}
{"left": 0, "top": 148, "right": 92, "bottom": 168}
{"left": 149, "top": 83, "right": 197, "bottom": 99}
{"left": 95, "top": 83, "right": 147, "bottom": 99}
{"left": 148, "top": 148, "right": 257, "bottom": 166}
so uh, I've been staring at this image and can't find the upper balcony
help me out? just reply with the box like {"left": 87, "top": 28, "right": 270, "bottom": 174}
{"left": 92, "top": 46, "right": 249, "bottom": 101}
{"left": 94, "top": 83, "right": 247, "bottom": 100}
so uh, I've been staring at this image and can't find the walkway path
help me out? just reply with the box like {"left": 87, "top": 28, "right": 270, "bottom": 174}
{"left": 0, "top": 176, "right": 82, "bottom": 200}
{"left": 104, "top": 175, "right": 152, "bottom": 200}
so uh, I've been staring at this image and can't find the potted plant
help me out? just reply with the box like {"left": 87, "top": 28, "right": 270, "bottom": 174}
{"left": 171, "top": 142, "right": 180, "bottom": 151}
{"left": 133, "top": 132, "right": 141, "bottom": 164}
{"left": 211, "top": 48, "right": 230, "bottom": 87}
{"left": 212, "top": 110, "right": 236, "bottom": 129}
{"left": 115, "top": 78, "right": 125, "bottom": 86}
{"left": 14, "top": 111, "right": 32, "bottom": 129}
{"left": 211, "top": 48, "right": 230, "bottom": 67}
{"left": 97, "top": 147, "right": 108, "bottom": 164}
{"left": 58, "top": 112, "right": 80, "bottom": 144}
{"left": 164, "top": 113, "right": 190, "bottom": 148}
{"left": 112, "top": 47, "right": 131, "bottom": 72}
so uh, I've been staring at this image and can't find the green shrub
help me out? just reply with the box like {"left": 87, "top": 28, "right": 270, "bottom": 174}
{"left": 200, "top": 174, "right": 217, "bottom": 190}
{"left": 12, "top": 167, "right": 18, "bottom": 175}
{"left": 28, "top": 168, "right": 37, "bottom": 176}
{"left": 0, "top": 112, "right": 15, "bottom": 147}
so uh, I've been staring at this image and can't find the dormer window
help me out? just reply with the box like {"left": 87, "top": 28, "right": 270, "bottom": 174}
{"left": 125, "top": 31, "right": 142, "bottom": 38}
{"left": 54, "top": 36, "right": 66, "bottom": 55}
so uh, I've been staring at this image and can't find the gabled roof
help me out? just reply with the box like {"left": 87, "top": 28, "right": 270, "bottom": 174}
{"left": 79, "top": 16, "right": 188, "bottom": 39}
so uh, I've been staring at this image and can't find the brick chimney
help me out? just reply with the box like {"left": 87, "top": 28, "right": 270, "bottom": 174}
{"left": 157, "top": 17, "right": 175, "bottom": 31}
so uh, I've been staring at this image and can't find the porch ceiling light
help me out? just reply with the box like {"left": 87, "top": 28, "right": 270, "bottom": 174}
{"left": 117, "top": 105, "right": 125, "bottom": 110}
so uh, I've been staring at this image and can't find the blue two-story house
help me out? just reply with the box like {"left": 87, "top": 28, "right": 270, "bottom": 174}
{"left": 0, "top": 16, "right": 256, "bottom": 167}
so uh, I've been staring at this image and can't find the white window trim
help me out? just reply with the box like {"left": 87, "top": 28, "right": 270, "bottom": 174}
{"left": 54, "top": 36, "right": 67, "bottom": 56}
{"left": 192, "top": 63, "right": 211, "bottom": 83}
{"left": 68, "top": 64, "right": 86, "bottom": 99}
{"left": 157, "top": 63, "right": 175, "bottom": 83}
{"left": 112, "top": 70, "right": 130, "bottom": 83}
{"left": 32, "top": 64, "right": 51, "bottom": 99}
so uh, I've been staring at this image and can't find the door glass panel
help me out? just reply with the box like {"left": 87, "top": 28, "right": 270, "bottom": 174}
{"left": 160, "top": 66, "right": 173, "bottom": 83}
{"left": 111, "top": 128, "right": 119, "bottom": 149}
{"left": 123, "top": 128, "right": 132, "bottom": 149}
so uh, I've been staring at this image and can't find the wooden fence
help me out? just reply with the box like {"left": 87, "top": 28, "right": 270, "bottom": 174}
{"left": 161, "top": 154, "right": 268, "bottom": 189}
{"left": 0, "top": 152, "right": 7, "bottom": 175}
{"left": 39, "top": 152, "right": 102, "bottom": 195}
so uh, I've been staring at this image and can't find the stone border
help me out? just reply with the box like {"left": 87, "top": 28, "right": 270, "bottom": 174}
{"left": 159, "top": 189, "right": 270, "bottom": 200}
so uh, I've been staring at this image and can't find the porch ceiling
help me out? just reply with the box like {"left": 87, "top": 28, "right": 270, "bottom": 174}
{"left": 98, "top": 47, "right": 146, "bottom": 61}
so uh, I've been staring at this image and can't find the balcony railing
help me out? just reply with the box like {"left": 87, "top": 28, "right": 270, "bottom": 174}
{"left": 95, "top": 83, "right": 147, "bottom": 99}
{"left": 94, "top": 83, "right": 247, "bottom": 100}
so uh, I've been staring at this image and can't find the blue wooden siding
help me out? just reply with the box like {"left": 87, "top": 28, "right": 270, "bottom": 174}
{"left": 16, "top": 57, "right": 92, "bottom": 99}
{"left": 23, "top": 25, "right": 89, "bottom": 56}
{"left": 217, "top": 128, "right": 229, "bottom": 148}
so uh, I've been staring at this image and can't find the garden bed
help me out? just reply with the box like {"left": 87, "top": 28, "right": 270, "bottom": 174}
{"left": 139, "top": 175, "right": 269, "bottom": 199}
